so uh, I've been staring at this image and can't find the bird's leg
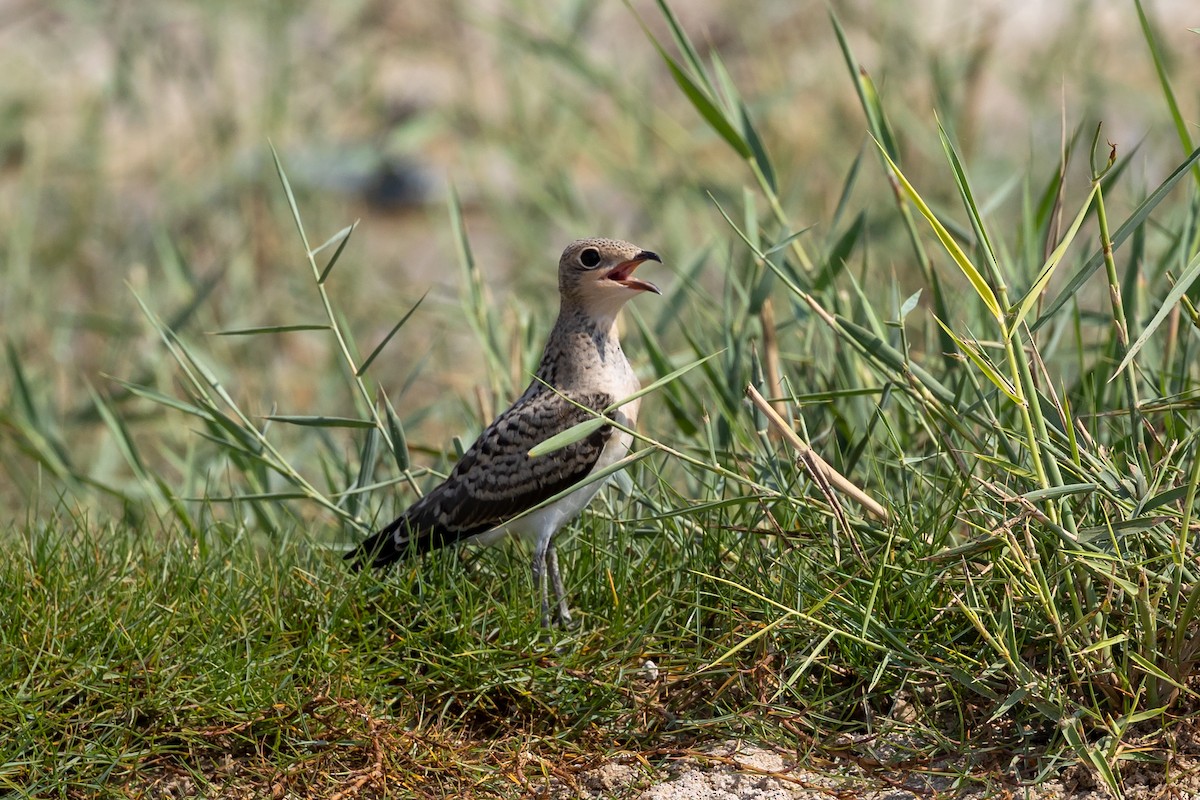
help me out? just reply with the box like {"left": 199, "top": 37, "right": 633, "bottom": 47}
{"left": 531, "top": 541, "right": 551, "bottom": 628}
{"left": 546, "top": 540, "right": 573, "bottom": 627}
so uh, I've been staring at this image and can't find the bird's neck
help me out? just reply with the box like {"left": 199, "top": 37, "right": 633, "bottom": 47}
{"left": 533, "top": 304, "right": 627, "bottom": 390}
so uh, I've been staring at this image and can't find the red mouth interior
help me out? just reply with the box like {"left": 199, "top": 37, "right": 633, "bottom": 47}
{"left": 607, "top": 259, "right": 644, "bottom": 282}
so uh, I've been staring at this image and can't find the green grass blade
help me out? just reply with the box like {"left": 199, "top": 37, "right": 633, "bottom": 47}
{"left": 933, "top": 317, "right": 1024, "bottom": 406}
{"left": 213, "top": 324, "right": 330, "bottom": 336}
{"left": 652, "top": 47, "right": 750, "bottom": 159}
{"left": 1034, "top": 144, "right": 1200, "bottom": 330}
{"left": 632, "top": 3, "right": 750, "bottom": 159}
{"left": 107, "top": 379, "right": 214, "bottom": 419}
{"left": 530, "top": 351, "right": 722, "bottom": 458}
{"left": 526, "top": 416, "right": 609, "bottom": 458}
{"left": 357, "top": 290, "right": 428, "bottom": 377}
{"left": 1009, "top": 184, "right": 1098, "bottom": 332}
{"left": 1021, "top": 484, "right": 1098, "bottom": 502}
{"left": 1061, "top": 720, "right": 1122, "bottom": 798}
{"left": 1134, "top": 0, "right": 1199, "bottom": 189}
{"left": 264, "top": 415, "right": 378, "bottom": 428}
{"left": 710, "top": 50, "right": 776, "bottom": 191}
{"left": 348, "top": 426, "right": 380, "bottom": 521}
{"left": 829, "top": 147, "right": 865, "bottom": 235}
{"left": 268, "top": 142, "right": 310, "bottom": 251}
{"left": 815, "top": 211, "right": 864, "bottom": 291}
{"left": 650, "top": 0, "right": 716, "bottom": 94}
{"left": 1112, "top": 248, "right": 1200, "bottom": 379}
{"left": 85, "top": 383, "right": 148, "bottom": 483}
{"left": 196, "top": 491, "right": 311, "bottom": 502}
{"left": 631, "top": 311, "right": 700, "bottom": 436}
{"left": 7, "top": 340, "right": 45, "bottom": 430}
{"left": 938, "top": 119, "right": 1000, "bottom": 281}
{"left": 381, "top": 392, "right": 410, "bottom": 471}
{"left": 316, "top": 222, "right": 358, "bottom": 284}
{"left": 875, "top": 141, "right": 1003, "bottom": 323}
{"left": 606, "top": 350, "right": 723, "bottom": 412}
{"left": 830, "top": 10, "right": 898, "bottom": 161}
{"left": 764, "top": 226, "right": 816, "bottom": 258}
{"left": 835, "top": 316, "right": 959, "bottom": 408}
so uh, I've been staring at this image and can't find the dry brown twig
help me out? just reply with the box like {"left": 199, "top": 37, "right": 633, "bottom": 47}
{"left": 746, "top": 384, "right": 890, "bottom": 523}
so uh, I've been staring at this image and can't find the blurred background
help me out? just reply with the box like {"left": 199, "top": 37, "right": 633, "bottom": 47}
{"left": 0, "top": 0, "right": 1196, "bottom": 516}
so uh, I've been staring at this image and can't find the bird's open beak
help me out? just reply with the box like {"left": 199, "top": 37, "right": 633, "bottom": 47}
{"left": 606, "top": 250, "right": 662, "bottom": 294}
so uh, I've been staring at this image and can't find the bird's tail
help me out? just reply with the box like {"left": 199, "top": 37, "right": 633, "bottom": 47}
{"left": 344, "top": 513, "right": 456, "bottom": 570}
{"left": 344, "top": 516, "right": 411, "bottom": 571}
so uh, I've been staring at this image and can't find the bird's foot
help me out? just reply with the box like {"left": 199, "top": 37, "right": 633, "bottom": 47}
{"left": 553, "top": 605, "right": 576, "bottom": 629}
{"left": 539, "top": 605, "right": 577, "bottom": 630}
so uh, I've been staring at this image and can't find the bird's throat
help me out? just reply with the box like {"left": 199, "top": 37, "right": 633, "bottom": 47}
{"left": 535, "top": 309, "right": 626, "bottom": 389}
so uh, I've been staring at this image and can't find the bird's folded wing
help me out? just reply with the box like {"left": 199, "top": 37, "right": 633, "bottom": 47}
{"left": 400, "top": 389, "right": 616, "bottom": 545}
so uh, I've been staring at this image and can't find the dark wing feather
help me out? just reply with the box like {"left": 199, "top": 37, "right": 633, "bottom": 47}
{"left": 346, "top": 389, "right": 613, "bottom": 569}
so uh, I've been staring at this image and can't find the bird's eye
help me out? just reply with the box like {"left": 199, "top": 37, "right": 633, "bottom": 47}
{"left": 579, "top": 247, "right": 601, "bottom": 268}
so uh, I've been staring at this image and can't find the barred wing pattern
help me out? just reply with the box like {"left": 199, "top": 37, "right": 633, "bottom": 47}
{"left": 346, "top": 389, "right": 614, "bottom": 569}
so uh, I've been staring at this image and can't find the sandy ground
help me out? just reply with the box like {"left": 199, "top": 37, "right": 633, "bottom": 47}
{"left": 552, "top": 739, "right": 1200, "bottom": 800}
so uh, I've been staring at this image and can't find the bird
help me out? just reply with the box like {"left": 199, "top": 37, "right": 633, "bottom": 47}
{"left": 347, "top": 238, "right": 661, "bottom": 627}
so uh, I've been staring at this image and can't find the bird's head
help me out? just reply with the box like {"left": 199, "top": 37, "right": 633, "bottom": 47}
{"left": 558, "top": 238, "right": 661, "bottom": 320}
